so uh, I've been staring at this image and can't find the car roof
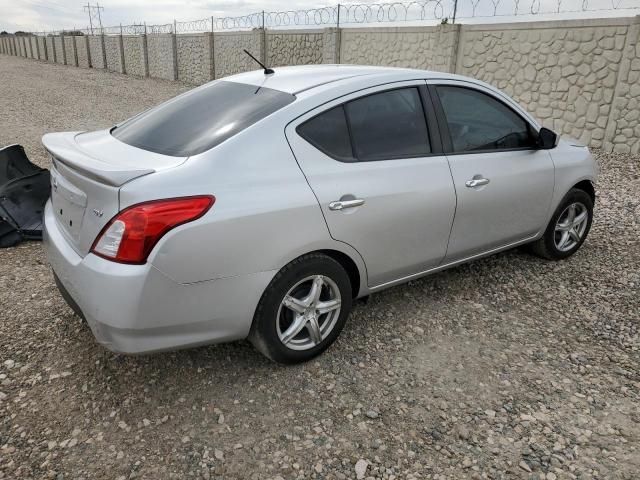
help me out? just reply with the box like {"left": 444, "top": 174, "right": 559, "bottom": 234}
{"left": 223, "top": 64, "right": 461, "bottom": 94}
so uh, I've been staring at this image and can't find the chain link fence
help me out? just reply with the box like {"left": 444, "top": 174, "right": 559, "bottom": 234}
{"left": 26, "top": 0, "right": 640, "bottom": 36}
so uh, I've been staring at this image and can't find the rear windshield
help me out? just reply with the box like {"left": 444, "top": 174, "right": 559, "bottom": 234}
{"left": 112, "top": 81, "right": 295, "bottom": 157}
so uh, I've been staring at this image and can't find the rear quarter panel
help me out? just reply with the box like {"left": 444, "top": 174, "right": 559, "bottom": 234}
{"left": 118, "top": 120, "right": 366, "bottom": 290}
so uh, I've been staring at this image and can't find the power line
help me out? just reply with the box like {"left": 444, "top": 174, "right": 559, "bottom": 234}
{"left": 83, "top": 2, "right": 104, "bottom": 34}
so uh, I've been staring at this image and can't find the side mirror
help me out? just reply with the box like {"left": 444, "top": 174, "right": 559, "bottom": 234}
{"left": 537, "top": 127, "right": 558, "bottom": 150}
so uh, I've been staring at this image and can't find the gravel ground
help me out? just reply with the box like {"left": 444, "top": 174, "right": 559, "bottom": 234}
{"left": 0, "top": 55, "right": 639, "bottom": 480}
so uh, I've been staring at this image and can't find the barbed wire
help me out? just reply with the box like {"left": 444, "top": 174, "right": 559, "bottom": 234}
{"left": 20, "top": 0, "right": 640, "bottom": 37}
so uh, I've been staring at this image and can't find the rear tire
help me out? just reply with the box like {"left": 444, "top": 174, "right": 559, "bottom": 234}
{"left": 530, "top": 188, "right": 593, "bottom": 260}
{"left": 249, "top": 253, "right": 352, "bottom": 364}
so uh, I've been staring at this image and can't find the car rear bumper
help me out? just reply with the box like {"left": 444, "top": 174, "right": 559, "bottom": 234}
{"left": 43, "top": 200, "right": 276, "bottom": 354}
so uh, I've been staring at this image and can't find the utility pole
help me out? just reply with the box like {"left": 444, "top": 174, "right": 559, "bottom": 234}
{"left": 83, "top": 3, "right": 104, "bottom": 35}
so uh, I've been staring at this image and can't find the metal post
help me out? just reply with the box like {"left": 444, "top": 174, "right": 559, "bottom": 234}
{"left": 210, "top": 15, "right": 215, "bottom": 80}
{"left": 86, "top": 3, "right": 94, "bottom": 34}
{"left": 119, "top": 23, "right": 126, "bottom": 74}
{"left": 262, "top": 10, "right": 265, "bottom": 29}
{"left": 452, "top": 0, "right": 458, "bottom": 24}
{"left": 97, "top": 4, "right": 104, "bottom": 34}
{"left": 337, "top": 3, "right": 341, "bottom": 28}
{"left": 174, "top": 19, "right": 177, "bottom": 34}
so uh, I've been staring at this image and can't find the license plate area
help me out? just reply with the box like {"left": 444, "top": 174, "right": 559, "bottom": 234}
{"left": 50, "top": 168, "right": 87, "bottom": 242}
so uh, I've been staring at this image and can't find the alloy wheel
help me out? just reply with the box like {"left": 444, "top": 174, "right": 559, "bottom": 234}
{"left": 554, "top": 202, "right": 589, "bottom": 252}
{"left": 276, "top": 275, "right": 342, "bottom": 351}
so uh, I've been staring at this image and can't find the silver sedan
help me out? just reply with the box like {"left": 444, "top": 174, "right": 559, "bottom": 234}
{"left": 43, "top": 65, "right": 597, "bottom": 363}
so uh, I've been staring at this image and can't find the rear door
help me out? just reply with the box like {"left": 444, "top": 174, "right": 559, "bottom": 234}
{"left": 286, "top": 81, "right": 456, "bottom": 287}
{"left": 428, "top": 80, "right": 555, "bottom": 262}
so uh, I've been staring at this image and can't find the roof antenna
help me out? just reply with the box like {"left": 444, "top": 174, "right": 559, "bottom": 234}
{"left": 243, "top": 49, "right": 274, "bottom": 75}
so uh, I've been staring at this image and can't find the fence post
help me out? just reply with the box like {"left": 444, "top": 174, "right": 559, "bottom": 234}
{"left": 452, "top": 0, "right": 459, "bottom": 24}
{"left": 322, "top": 27, "right": 341, "bottom": 64}
{"left": 172, "top": 20, "right": 178, "bottom": 80}
{"left": 119, "top": 24, "right": 126, "bottom": 74}
{"left": 60, "top": 32, "right": 67, "bottom": 64}
{"left": 85, "top": 35, "right": 92, "bottom": 68}
{"left": 100, "top": 30, "right": 107, "bottom": 69}
{"left": 210, "top": 16, "right": 216, "bottom": 80}
{"left": 51, "top": 35, "right": 57, "bottom": 63}
{"left": 142, "top": 23, "right": 149, "bottom": 77}
{"left": 72, "top": 35, "right": 79, "bottom": 66}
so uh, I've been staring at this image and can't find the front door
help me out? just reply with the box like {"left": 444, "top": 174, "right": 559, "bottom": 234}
{"left": 430, "top": 82, "right": 555, "bottom": 262}
{"left": 286, "top": 82, "right": 456, "bottom": 287}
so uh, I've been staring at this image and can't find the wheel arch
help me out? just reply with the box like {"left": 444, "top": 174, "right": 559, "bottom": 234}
{"left": 572, "top": 179, "right": 596, "bottom": 203}
{"left": 315, "top": 249, "right": 362, "bottom": 299}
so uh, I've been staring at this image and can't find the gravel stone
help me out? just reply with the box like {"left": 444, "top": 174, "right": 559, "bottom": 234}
{"left": 0, "top": 54, "right": 639, "bottom": 479}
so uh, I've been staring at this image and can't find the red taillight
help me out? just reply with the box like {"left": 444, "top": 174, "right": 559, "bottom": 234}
{"left": 91, "top": 196, "right": 214, "bottom": 264}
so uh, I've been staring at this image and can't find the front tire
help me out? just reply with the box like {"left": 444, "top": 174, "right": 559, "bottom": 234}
{"left": 530, "top": 188, "right": 594, "bottom": 260}
{"left": 249, "top": 253, "right": 352, "bottom": 364}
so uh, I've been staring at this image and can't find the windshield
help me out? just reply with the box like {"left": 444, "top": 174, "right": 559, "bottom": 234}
{"left": 112, "top": 81, "right": 295, "bottom": 157}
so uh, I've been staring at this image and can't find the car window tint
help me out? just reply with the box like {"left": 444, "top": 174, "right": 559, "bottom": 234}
{"left": 345, "top": 88, "right": 430, "bottom": 161}
{"left": 112, "top": 81, "right": 295, "bottom": 157}
{"left": 436, "top": 86, "right": 535, "bottom": 152}
{"left": 297, "top": 106, "right": 354, "bottom": 162}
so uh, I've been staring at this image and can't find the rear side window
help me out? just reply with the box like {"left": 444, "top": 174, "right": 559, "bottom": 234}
{"left": 436, "top": 86, "right": 535, "bottom": 152}
{"left": 297, "top": 87, "right": 430, "bottom": 162}
{"left": 112, "top": 81, "right": 295, "bottom": 157}
{"left": 297, "top": 106, "right": 354, "bottom": 162}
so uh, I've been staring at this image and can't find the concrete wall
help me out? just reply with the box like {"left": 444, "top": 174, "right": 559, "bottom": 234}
{"left": 122, "top": 35, "right": 147, "bottom": 77}
{"left": 606, "top": 20, "right": 640, "bottom": 154}
{"left": 37, "top": 37, "right": 47, "bottom": 60}
{"left": 213, "top": 31, "right": 263, "bottom": 79}
{"left": 76, "top": 36, "right": 90, "bottom": 67}
{"left": 2, "top": 17, "right": 639, "bottom": 152}
{"left": 266, "top": 29, "right": 324, "bottom": 67}
{"left": 457, "top": 18, "right": 631, "bottom": 148}
{"left": 341, "top": 25, "right": 460, "bottom": 72}
{"left": 29, "top": 36, "right": 38, "bottom": 59}
{"left": 88, "top": 36, "right": 105, "bottom": 69}
{"left": 104, "top": 35, "right": 124, "bottom": 73}
{"left": 176, "top": 33, "right": 212, "bottom": 85}
{"left": 46, "top": 37, "right": 56, "bottom": 62}
{"left": 147, "top": 34, "right": 175, "bottom": 80}
{"left": 64, "top": 36, "right": 77, "bottom": 66}
{"left": 54, "top": 36, "right": 65, "bottom": 64}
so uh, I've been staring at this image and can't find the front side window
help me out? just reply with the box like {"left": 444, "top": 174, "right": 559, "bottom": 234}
{"left": 297, "top": 87, "right": 431, "bottom": 162}
{"left": 112, "top": 81, "right": 295, "bottom": 157}
{"left": 436, "top": 86, "right": 535, "bottom": 153}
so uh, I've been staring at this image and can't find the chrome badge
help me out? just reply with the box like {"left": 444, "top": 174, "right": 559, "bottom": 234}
{"left": 92, "top": 209, "right": 104, "bottom": 218}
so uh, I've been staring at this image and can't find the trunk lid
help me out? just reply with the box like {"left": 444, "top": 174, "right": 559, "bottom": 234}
{"left": 43, "top": 130, "right": 187, "bottom": 255}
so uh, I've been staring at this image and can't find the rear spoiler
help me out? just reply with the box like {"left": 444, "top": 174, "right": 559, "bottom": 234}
{"left": 42, "top": 132, "right": 154, "bottom": 187}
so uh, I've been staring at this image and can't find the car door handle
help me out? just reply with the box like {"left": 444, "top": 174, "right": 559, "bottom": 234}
{"left": 465, "top": 177, "right": 490, "bottom": 188}
{"left": 328, "top": 199, "right": 365, "bottom": 211}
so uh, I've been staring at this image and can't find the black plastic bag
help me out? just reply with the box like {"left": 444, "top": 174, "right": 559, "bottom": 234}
{"left": 0, "top": 144, "right": 50, "bottom": 248}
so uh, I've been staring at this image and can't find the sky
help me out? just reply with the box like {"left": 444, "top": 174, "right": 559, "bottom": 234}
{"left": 1, "top": 0, "right": 639, "bottom": 33}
